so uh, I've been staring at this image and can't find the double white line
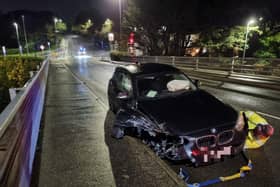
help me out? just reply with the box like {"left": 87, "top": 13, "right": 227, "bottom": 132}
{"left": 257, "top": 111, "right": 280, "bottom": 121}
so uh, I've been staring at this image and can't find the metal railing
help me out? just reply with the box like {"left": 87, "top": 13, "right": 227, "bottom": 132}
{"left": 119, "top": 56, "right": 280, "bottom": 77}
{"left": 0, "top": 59, "right": 49, "bottom": 187}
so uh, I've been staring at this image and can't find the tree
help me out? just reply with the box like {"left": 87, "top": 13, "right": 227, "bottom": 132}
{"left": 224, "top": 26, "right": 261, "bottom": 56}
{"left": 72, "top": 8, "right": 104, "bottom": 35}
{"left": 123, "top": 0, "right": 198, "bottom": 55}
{"left": 198, "top": 28, "right": 226, "bottom": 56}
{"left": 56, "top": 20, "right": 67, "bottom": 33}
{"left": 198, "top": 26, "right": 261, "bottom": 57}
{"left": 254, "top": 24, "right": 280, "bottom": 58}
{"left": 100, "top": 19, "right": 113, "bottom": 35}
{"left": 72, "top": 19, "right": 93, "bottom": 35}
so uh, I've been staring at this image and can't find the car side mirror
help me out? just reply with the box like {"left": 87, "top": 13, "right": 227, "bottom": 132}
{"left": 194, "top": 80, "right": 202, "bottom": 88}
{"left": 116, "top": 92, "right": 131, "bottom": 99}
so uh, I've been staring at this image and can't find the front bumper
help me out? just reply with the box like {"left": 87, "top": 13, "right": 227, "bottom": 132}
{"left": 171, "top": 130, "right": 246, "bottom": 166}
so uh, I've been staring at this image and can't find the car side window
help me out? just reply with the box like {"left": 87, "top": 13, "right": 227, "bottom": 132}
{"left": 115, "top": 71, "right": 132, "bottom": 96}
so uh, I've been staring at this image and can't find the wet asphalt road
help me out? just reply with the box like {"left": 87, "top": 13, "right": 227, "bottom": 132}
{"left": 63, "top": 54, "right": 280, "bottom": 187}
{"left": 32, "top": 60, "right": 186, "bottom": 187}
{"left": 31, "top": 35, "right": 280, "bottom": 187}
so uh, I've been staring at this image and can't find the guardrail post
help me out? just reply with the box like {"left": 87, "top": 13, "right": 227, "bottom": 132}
{"left": 195, "top": 57, "right": 199, "bottom": 70}
{"left": 231, "top": 57, "right": 235, "bottom": 73}
{"left": 172, "top": 56, "right": 175, "bottom": 66}
{"left": 155, "top": 56, "right": 158, "bottom": 63}
{"left": 29, "top": 71, "right": 34, "bottom": 78}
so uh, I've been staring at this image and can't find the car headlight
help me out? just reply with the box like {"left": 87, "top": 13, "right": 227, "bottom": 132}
{"left": 235, "top": 113, "right": 245, "bottom": 131}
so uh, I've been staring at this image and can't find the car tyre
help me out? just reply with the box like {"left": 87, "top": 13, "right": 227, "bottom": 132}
{"left": 112, "top": 126, "right": 124, "bottom": 139}
{"left": 109, "top": 99, "right": 117, "bottom": 114}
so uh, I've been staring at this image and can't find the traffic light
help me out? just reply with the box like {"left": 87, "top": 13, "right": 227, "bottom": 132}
{"left": 128, "top": 32, "right": 135, "bottom": 45}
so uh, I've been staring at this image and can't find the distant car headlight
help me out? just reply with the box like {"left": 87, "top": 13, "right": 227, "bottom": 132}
{"left": 235, "top": 113, "right": 245, "bottom": 131}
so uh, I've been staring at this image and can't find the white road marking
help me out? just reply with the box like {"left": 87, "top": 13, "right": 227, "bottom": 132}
{"left": 257, "top": 111, "right": 280, "bottom": 121}
{"left": 62, "top": 63, "right": 108, "bottom": 110}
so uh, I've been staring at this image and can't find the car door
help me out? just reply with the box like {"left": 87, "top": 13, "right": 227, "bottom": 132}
{"left": 109, "top": 70, "right": 133, "bottom": 111}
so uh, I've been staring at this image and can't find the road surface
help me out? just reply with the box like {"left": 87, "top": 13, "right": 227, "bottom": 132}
{"left": 33, "top": 36, "right": 280, "bottom": 187}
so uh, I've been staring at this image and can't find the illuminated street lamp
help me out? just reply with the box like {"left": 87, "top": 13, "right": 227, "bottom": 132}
{"left": 242, "top": 19, "right": 256, "bottom": 64}
{"left": 22, "top": 15, "right": 29, "bottom": 55}
{"left": 54, "top": 17, "right": 58, "bottom": 32}
{"left": 40, "top": 45, "right": 45, "bottom": 51}
{"left": 40, "top": 44, "right": 45, "bottom": 56}
{"left": 13, "top": 22, "right": 22, "bottom": 55}
{"left": 47, "top": 42, "right": 51, "bottom": 51}
{"left": 2, "top": 46, "right": 6, "bottom": 57}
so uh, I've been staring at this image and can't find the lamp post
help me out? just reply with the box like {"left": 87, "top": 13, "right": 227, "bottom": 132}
{"left": 13, "top": 22, "right": 22, "bottom": 55}
{"left": 22, "top": 15, "right": 29, "bottom": 55}
{"left": 118, "top": 0, "right": 122, "bottom": 40}
{"left": 242, "top": 19, "right": 255, "bottom": 64}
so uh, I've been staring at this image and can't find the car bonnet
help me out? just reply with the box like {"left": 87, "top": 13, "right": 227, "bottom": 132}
{"left": 137, "top": 90, "right": 238, "bottom": 136}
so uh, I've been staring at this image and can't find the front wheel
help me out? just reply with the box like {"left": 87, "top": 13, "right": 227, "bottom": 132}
{"left": 112, "top": 126, "right": 125, "bottom": 139}
{"left": 108, "top": 97, "right": 117, "bottom": 114}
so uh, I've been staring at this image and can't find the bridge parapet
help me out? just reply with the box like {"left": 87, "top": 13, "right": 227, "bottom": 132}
{"left": 0, "top": 59, "right": 49, "bottom": 187}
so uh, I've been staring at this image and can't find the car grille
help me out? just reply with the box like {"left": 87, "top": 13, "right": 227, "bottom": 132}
{"left": 217, "top": 130, "right": 234, "bottom": 145}
{"left": 196, "top": 135, "right": 216, "bottom": 148}
{"left": 196, "top": 130, "right": 235, "bottom": 149}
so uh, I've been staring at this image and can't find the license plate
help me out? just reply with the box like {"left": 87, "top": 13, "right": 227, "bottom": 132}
{"left": 203, "top": 146, "right": 232, "bottom": 162}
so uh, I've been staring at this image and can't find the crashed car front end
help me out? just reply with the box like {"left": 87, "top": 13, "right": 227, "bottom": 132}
{"left": 113, "top": 109, "right": 247, "bottom": 166}
{"left": 170, "top": 128, "right": 246, "bottom": 166}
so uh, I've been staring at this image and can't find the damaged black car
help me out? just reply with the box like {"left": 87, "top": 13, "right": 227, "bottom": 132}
{"left": 107, "top": 63, "right": 247, "bottom": 166}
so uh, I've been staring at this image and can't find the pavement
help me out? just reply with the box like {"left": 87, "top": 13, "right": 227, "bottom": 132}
{"left": 31, "top": 60, "right": 185, "bottom": 187}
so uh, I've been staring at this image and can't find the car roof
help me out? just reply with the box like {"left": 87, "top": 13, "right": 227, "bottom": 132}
{"left": 119, "top": 63, "right": 180, "bottom": 76}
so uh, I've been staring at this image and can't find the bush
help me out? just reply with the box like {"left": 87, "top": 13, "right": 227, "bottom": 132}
{"left": 254, "top": 59, "right": 270, "bottom": 66}
{"left": 6, "top": 48, "right": 20, "bottom": 55}
{"left": 0, "top": 56, "right": 43, "bottom": 112}
{"left": 110, "top": 51, "right": 129, "bottom": 61}
{"left": 253, "top": 50, "right": 276, "bottom": 58}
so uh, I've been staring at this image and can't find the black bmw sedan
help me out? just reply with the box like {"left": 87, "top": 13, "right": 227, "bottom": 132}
{"left": 107, "top": 63, "right": 247, "bottom": 166}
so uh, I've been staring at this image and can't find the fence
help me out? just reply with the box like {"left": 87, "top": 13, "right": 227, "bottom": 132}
{"left": 0, "top": 59, "right": 49, "bottom": 187}
{"left": 118, "top": 56, "right": 280, "bottom": 77}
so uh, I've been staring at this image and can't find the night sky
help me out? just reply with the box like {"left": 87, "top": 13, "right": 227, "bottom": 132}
{"left": 0, "top": 0, "right": 280, "bottom": 23}
{"left": 0, "top": 0, "right": 119, "bottom": 21}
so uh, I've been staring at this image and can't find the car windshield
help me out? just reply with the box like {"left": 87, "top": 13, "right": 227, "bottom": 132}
{"left": 137, "top": 72, "right": 196, "bottom": 99}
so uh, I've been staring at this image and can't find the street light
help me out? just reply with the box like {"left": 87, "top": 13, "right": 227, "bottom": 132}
{"left": 2, "top": 46, "right": 6, "bottom": 57}
{"left": 47, "top": 42, "right": 51, "bottom": 51}
{"left": 13, "top": 22, "right": 22, "bottom": 55}
{"left": 54, "top": 17, "right": 58, "bottom": 32}
{"left": 22, "top": 15, "right": 30, "bottom": 55}
{"left": 117, "top": 0, "right": 122, "bottom": 40}
{"left": 242, "top": 19, "right": 256, "bottom": 64}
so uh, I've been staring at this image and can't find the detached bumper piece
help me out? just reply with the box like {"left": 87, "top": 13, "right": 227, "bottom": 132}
{"left": 179, "top": 151, "right": 253, "bottom": 187}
